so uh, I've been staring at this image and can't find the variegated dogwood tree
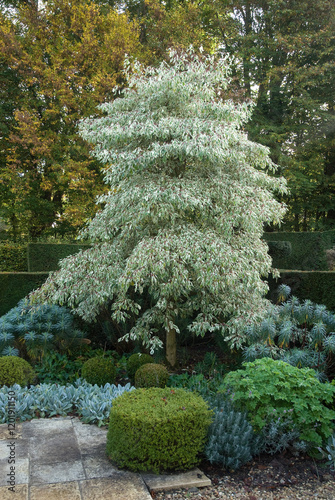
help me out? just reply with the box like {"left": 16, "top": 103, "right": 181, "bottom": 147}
{"left": 30, "top": 49, "right": 287, "bottom": 366}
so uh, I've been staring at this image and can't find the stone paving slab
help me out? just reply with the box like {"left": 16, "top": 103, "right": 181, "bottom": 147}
{"left": 0, "top": 422, "right": 22, "bottom": 440}
{"left": 82, "top": 455, "right": 121, "bottom": 479}
{"left": 142, "top": 467, "right": 212, "bottom": 492}
{"left": 80, "top": 476, "right": 152, "bottom": 500}
{"left": 30, "top": 459, "right": 86, "bottom": 485}
{"left": 0, "top": 437, "right": 29, "bottom": 459}
{"left": 0, "top": 458, "right": 29, "bottom": 486}
{"left": 0, "top": 483, "right": 28, "bottom": 500}
{"left": 0, "top": 417, "right": 210, "bottom": 499}
{"left": 29, "top": 431, "right": 81, "bottom": 464}
{"left": 30, "top": 481, "right": 82, "bottom": 500}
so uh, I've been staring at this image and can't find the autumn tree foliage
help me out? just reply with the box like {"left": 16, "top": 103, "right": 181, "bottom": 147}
{"left": 31, "top": 50, "right": 287, "bottom": 365}
{"left": 0, "top": 0, "right": 140, "bottom": 239}
{"left": 117, "top": 0, "right": 216, "bottom": 64}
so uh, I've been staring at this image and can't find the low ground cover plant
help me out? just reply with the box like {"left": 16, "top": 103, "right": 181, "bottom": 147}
{"left": 0, "top": 379, "right": 134, "bottom": 426}
{"left": 34, "top": 352, "right": 83, "bottom": 385}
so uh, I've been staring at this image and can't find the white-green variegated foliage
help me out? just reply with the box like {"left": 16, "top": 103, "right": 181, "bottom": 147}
{"left": 31, "top": 49, "right": 287, "bottom": 354}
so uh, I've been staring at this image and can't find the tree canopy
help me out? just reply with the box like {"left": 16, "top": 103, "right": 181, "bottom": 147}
{"left": 31, "top": 50, "right": 287, "bottom": 364}
{"left": 212, "top": 0, "right": 335, "bottom": 231}
{"left": 0, "top": 0, "right": 140, "bottom": 239}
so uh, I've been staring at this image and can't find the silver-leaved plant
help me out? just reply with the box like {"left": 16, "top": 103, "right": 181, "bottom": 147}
{"left": 30, "top": 48, "right": 287, "bottom": 365}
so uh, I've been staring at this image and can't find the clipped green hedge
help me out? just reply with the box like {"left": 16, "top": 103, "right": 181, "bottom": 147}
{"left": 0, "top": 273, "right": 49, "bottom": 316}
{"left": 267, "top": 271, "right": 335, "bottom": 311}
{"left": 27, "top": 243, "right": 91, "bottom": 272}
{"left": 263, "top": 230, "right": 335, "bottom": 271}
{"left": 107, "top": 387, "right": 213, "bottom": 473}
{"left": 0, "top": 242, "right": 27, "bottom": 272}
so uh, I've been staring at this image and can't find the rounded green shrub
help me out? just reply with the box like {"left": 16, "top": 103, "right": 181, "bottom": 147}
{"left": 135, "top": 363, "right": 169, "bottom": 388}
{"left": 0, "top": 356, "right": 36, "bottom": 387}
{"left": 219, "top": 358, "right": 335, "bottom": 447}
{"left": 106, "top": 387, "right": 213, "bottom": 473}
{"left": 126, "top": 353, "right": 154, "bottom": 380}
{"left": 81, "top": 356, "right": 116, "bottom": 386}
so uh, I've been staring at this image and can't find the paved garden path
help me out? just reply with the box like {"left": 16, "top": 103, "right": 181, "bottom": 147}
{"left": 0, "top": 417, "right": 210, "bottom": 500}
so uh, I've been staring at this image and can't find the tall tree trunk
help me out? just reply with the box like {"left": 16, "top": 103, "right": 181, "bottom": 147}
{"left": 166, "top": 325, "right": 177, "bottom": 367}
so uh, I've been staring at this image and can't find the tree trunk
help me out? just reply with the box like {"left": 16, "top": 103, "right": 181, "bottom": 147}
{"left": 166, "top": 326, "right": 177, "bottom": 367}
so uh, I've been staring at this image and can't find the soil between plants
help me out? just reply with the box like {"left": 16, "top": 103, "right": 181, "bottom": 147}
{"left": 151, "top": 452, "right": 335, "bottom": 499}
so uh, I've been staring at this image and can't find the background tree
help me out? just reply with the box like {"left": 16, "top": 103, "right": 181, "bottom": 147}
{"left": 31, "top": 50, "right": 287, "bottom": 366}
{"left": 107, "top": 0, "right": 216, "bottom": 64}
{"left": 0, "top": 0, "right": 140, "bottom": 240}
{"left": 210, "top": 0, "right": 335, "bottom": 231}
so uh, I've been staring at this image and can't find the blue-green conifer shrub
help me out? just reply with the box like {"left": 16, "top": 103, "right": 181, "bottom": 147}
{"left": 0, "top": 299, "right": 86, "bottom": 361}
{"left": 106, "top": 387, "right": 213, "bottom": 473}
{"left": 205, "top": 394, "right": 262, "bottom": 470}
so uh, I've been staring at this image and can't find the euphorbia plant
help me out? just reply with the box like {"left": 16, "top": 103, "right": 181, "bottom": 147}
{"left": 30, "top": 48, "right": 286, "bottom": 366}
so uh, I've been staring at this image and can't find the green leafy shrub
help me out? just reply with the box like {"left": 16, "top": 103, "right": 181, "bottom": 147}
{"left": 81, "top": 357, "right": 116, "bottom": 386}
{"left": 34, "top": 352, "right": 83, "bottom": 385}
{"left": 219, "top": 358, "right": 335, "bottom": 447}
{"left": 167, "top": 372, "right": 224, "bottom": 398}
{"left": 126, "top": 353, "right": 154, "bottom": 381}
{"left": 205, "top": 394, "right": 262, "bottom": 470}
{"left": 134, "top": 363, "right": 169, "bottom": 388}
{"left": 106, "top": 387, "right": 213, "bottom": 473}
{"left": 243, "top": 285, "right": 335, "bottom": 379}
{"left": 0, "top": 299, "right": 87, "bottom": 361}
{"left": 0, "top": 356, "right": 36, "bottom": 387}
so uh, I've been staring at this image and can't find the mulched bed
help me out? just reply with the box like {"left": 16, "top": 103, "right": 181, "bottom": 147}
{"left": 151, "top": 452, "right": 335, "bottom": 499}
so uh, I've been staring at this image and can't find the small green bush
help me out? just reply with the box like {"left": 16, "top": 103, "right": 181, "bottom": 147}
{"left": 219, "top": 358, "right": 335, "bottom": 447}
{"left": 0, "top": 356, "right": 36, "bottom": 387}
{"left": 81, "top": 357, "right": 116, "bottom": 386}
{"left": 126, "top": 353, "right": 154, "bottom": 380}
{"left": 135, "top": 363, "right": 169, "bottom": 388}
{"left": 106, "top": 387, "right": 213, "bottom": 473}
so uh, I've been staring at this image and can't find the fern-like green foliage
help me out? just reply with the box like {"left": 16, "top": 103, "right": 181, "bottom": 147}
{"left": 243, "top": 285, "right": 335, "bottom": 379}
{"left": 205, "top": 394, "right": 262, "bottom": 470}
{"left": 0, "top": 299, "right": 86, "bottom": 362}
{"left": 220, "top": 358, "right": 335, "bottom": 448}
